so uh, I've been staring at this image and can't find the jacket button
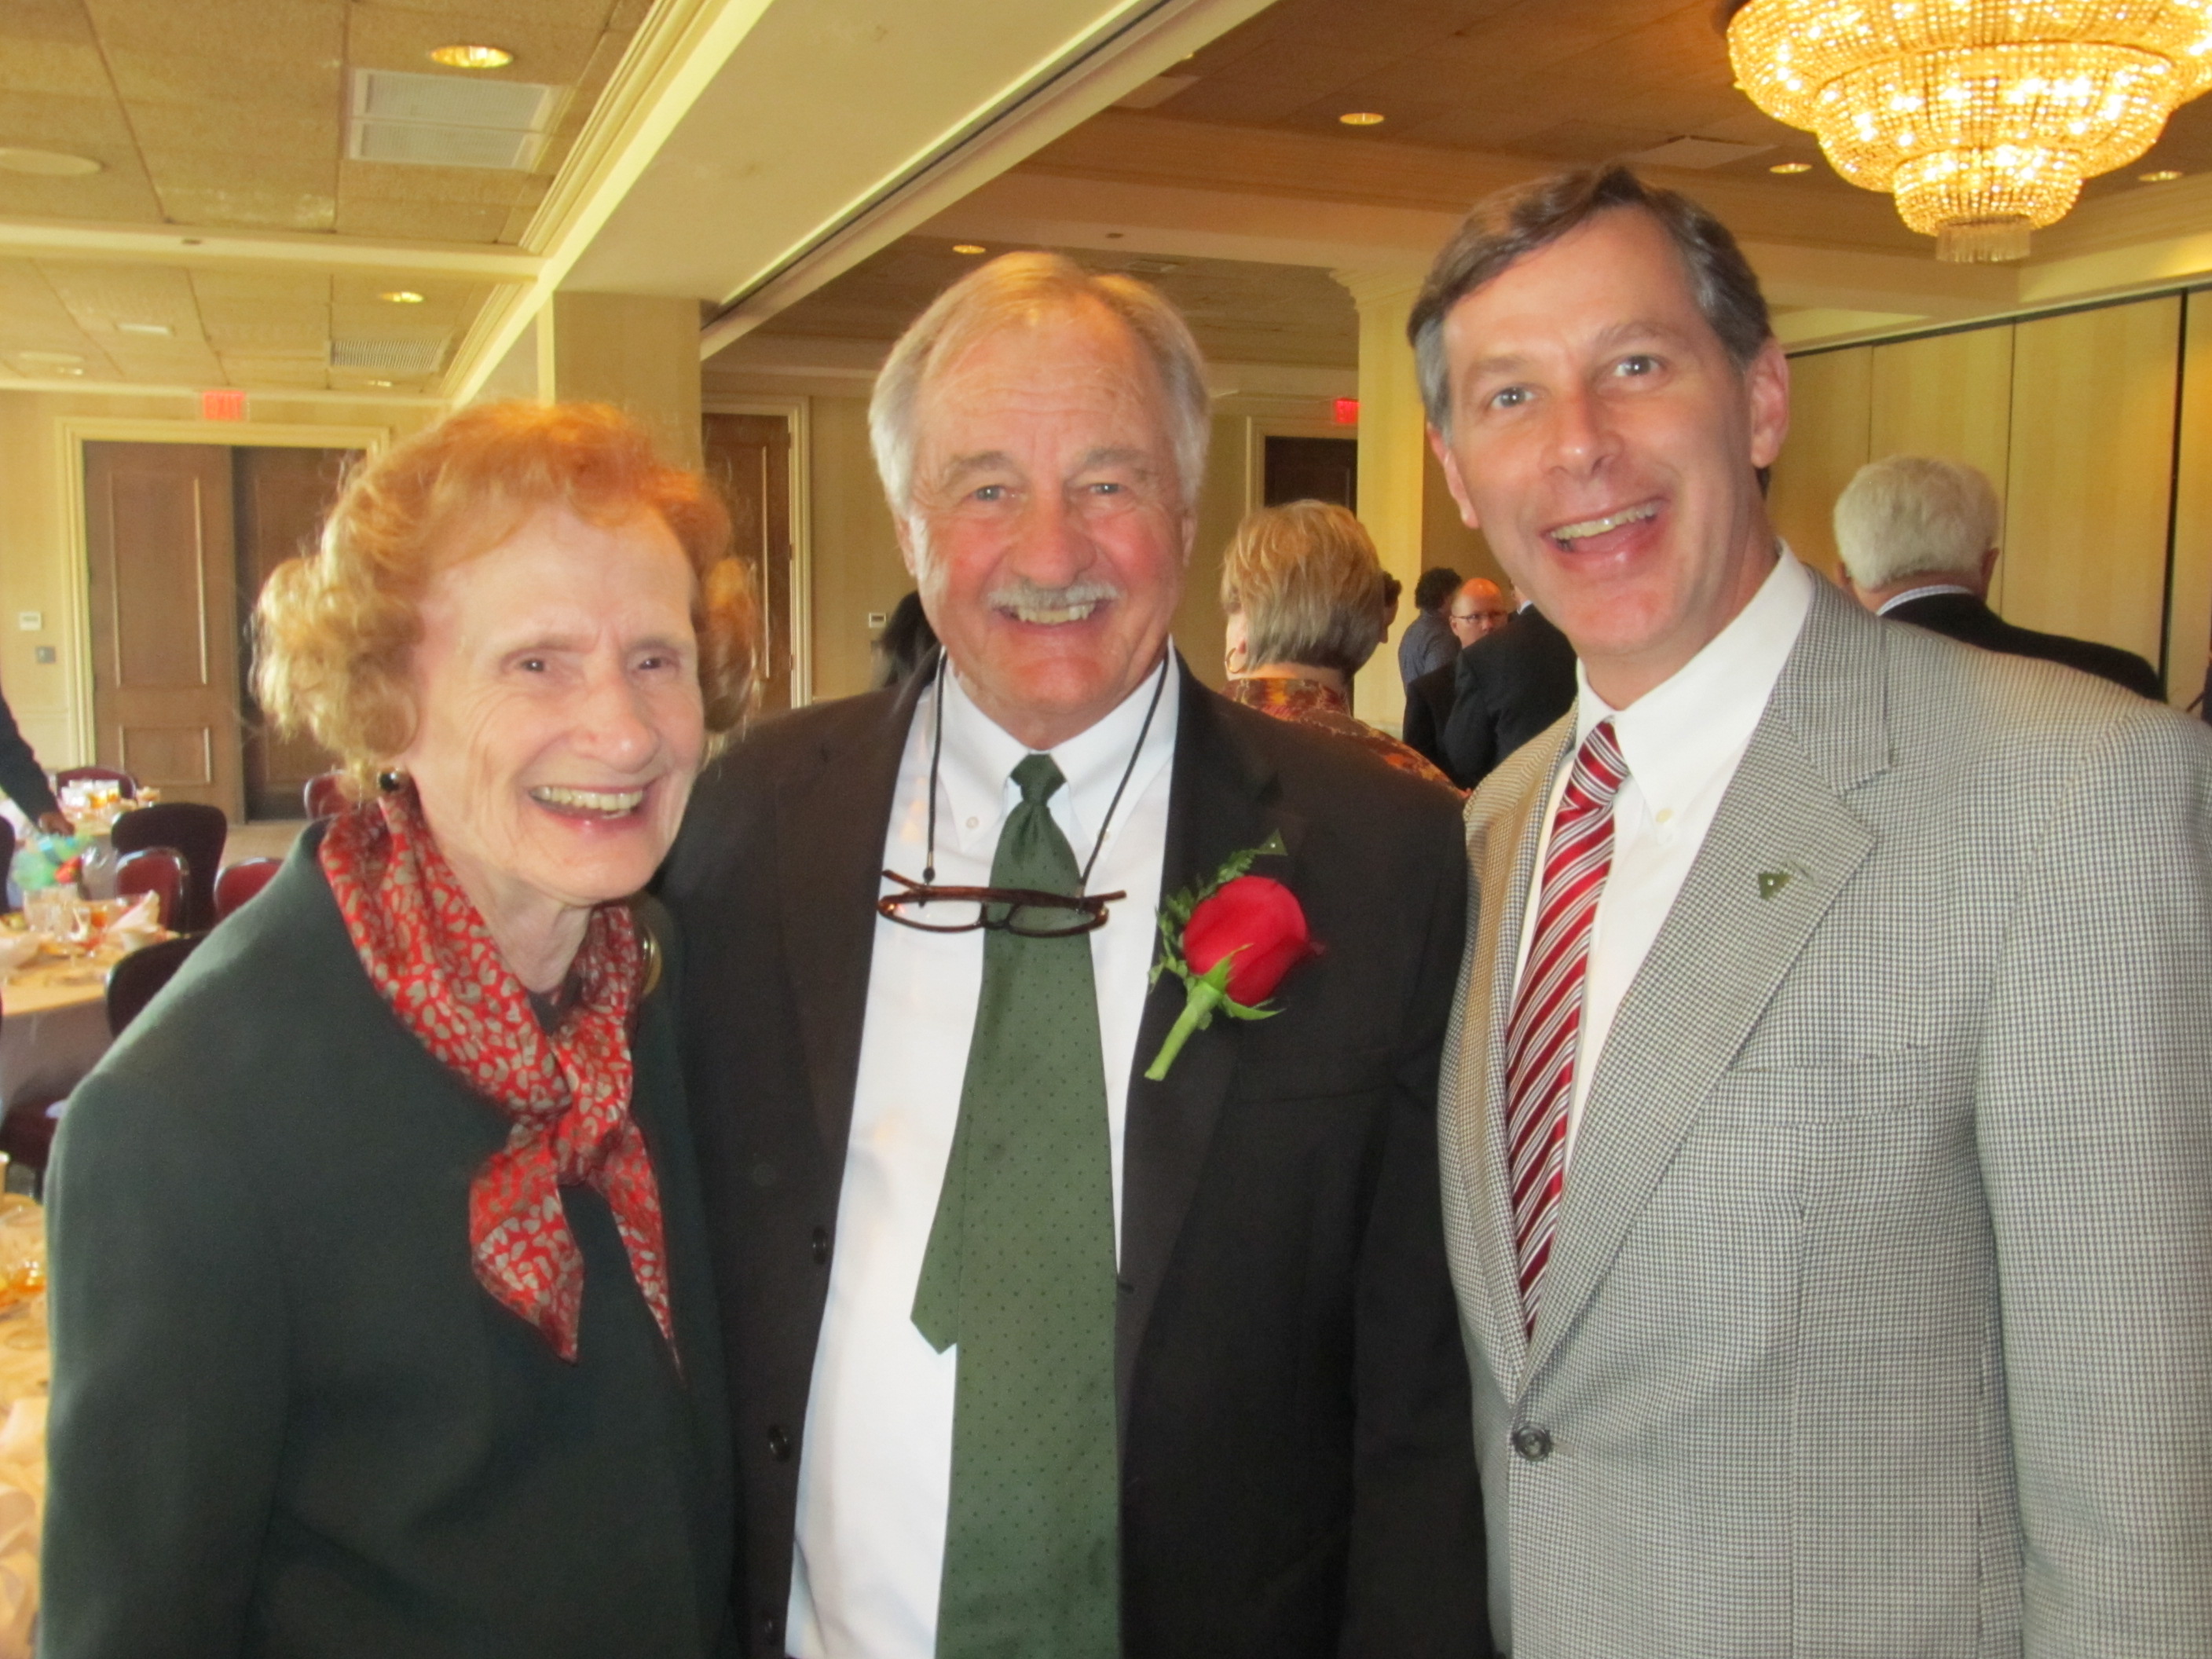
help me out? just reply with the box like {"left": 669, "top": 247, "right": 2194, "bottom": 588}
{"left": 767, "top": 1424, "right": 793, "bottom": 1462}
{"left": 810, "top": 1225, "right": 830, "bottom": 1265}
{"left": 759, "top": 1608, "right": 783, "bottom": 1645}
{"left": 1513, "top": 1427, "right": 1553, "bottom": 1462}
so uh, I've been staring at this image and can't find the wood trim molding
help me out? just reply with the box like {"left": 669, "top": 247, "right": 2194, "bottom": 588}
{"left": 0, "top": 215, "right": 544, "bottom": 280}
{"left": 703, "top": 394, "right": 815, "bottom": 707}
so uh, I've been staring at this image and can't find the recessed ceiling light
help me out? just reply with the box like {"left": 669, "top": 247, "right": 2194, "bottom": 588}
{"left": 428, "top": 43, "right": 513, "bottom": 69}
{"left": 1771, "top": 161, "right": 1814, "bottom": 174}
{"left": 115, "top": 321, "right": 173, "bottom": 338}
{"left": 2141, "top": 168, "right": 2185, "bottom": 182}
{"left": 0, "top": 147, "right": 101, "bottom": 176}
{"left": 364, "top": 379, "right": 394, "bottom": 388}
{"left": 951, "top": 244, "right": 987, "bottom": 255}
{"left": 380, "top": 290, "right": 426, "bottom": 304}
{"left": 1339, "top": 112, "right": 1386, "bottom": 126}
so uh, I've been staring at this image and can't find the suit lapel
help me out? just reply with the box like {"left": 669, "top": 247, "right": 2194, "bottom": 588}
{"left": 777, "top": 662, "right": 935, "bottom": 1162}
{"left": 1524, "top": 582, "right": 1891, "bottom": 1377}
{"left": 1115, "top": 671, "right": 1298, "bottom": 1421}
{"left": 1452, "top": 717, "right": 1573, "bottom": 1395}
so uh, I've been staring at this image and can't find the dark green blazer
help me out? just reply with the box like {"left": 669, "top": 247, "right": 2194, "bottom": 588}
{"left": 39, "top": 827, "right": 734, "bottom": 1659}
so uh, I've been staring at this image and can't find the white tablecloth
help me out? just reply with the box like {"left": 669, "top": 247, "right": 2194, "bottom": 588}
{"left": 0, "top": 964, "right": 108, "bottom": 1114}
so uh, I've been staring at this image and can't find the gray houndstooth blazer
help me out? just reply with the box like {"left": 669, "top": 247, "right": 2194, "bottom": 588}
{"left": 1440, "top": 574, "right": 2212, "bottom": 1658}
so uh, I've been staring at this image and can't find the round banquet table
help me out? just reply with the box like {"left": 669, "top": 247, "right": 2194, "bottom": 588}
{"left": 0, "top": 1197, "right": 49, "bottom": 1657}
{"left": 0, "top": 959, "right": 110, "bottom": 1116}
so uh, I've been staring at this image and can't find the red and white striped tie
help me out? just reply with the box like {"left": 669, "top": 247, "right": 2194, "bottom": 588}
{"left": 1503, "top": 717, "right": 1628, "bottom": 1339}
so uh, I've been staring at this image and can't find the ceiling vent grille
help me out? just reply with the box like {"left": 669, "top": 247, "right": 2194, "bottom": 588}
{"left": 347, "top": 68, "right": 565, "bottom": 171}
{"left": 329, "top": 336, "right": 448, "bottom": 375}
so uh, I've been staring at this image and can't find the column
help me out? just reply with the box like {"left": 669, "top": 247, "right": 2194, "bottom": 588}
{"left": 538, "top": 291, "right": 704, "bottom": 467}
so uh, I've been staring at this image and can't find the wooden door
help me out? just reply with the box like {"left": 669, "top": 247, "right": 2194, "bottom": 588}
{"left": 83, "top": 441, "right": 243, "bottom": 818}
{"left": 1263, "top": 435, "right": 1358, "bottom": 509}
{"left": 236, "top": 446, "right": 354, "bottom": 819}
{"left": 701, "top": 412, "right": 791, "bottom": 712}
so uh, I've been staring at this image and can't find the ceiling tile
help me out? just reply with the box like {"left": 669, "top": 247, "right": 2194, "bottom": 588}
{"left": 104, "top": 47, "right": 340, "bottom": 115}
{"left": 132, "top": 104, "right": 337, "bottom": 161}
{"left": 0, "top": 35, "right": 111, "bottom": 97}
{"left": 0, "top": 169, "right": 163, "bottom": 220}
{"left": 359, "top": 0, "right": 621, "bottom": 28}
{"left": 190, "top": 269, "right": 329, "bottom": 306}
{"left": 335, "top": 196, "right": 510, "bottom": 239}
{"left": 0, "top": 90, "right": 137, "bottom": 147}
{"left": 81, "top": 0, "right": 346, "bottom": 69}
{"left": 153, "top": 181, "right": 339, "bottom": 232}
{"left": 218, "top": 353, "right": 334, "bottom": 387}
{"left": 337, "top": 157, "right": 529, "bottom": 206}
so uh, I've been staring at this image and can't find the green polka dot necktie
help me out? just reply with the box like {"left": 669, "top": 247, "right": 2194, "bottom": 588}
{"left": 913, "top": 752, "right": 1120, "bottom": 1659}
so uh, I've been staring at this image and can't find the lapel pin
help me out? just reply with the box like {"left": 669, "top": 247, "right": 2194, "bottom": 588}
{"left": 1757, "top": 870, "right": 1793, "bottom": 900}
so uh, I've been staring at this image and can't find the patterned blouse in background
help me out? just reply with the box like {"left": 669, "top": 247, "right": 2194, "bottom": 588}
{"left": 1226, "top": 676, "right": 1463, "bottom": 797}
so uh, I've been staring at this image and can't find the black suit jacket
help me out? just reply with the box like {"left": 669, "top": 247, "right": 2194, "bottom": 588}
{"left": 1441, "top": 606, "right": 1578, "bottom": 789}
{"left": 1883, "top": 591, "right": 2165, "bottom": 700}
{"left": 1401, "top": 657, "right": 1459, "bottom": 778}
{"left": 0, "top": 683, "right": 59, "bottom": 819}
{"left": 663, "top": 660, "right": 1489, "bottom": 1659}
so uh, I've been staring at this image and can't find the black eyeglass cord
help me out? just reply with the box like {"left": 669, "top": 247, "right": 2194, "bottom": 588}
{"left": 920, "top": 650, "right": 1170, "bottom": 893}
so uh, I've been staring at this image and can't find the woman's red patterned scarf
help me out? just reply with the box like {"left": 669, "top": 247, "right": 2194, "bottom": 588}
{"left": 320, "top": 784, "right": 674, "bottom": 1363}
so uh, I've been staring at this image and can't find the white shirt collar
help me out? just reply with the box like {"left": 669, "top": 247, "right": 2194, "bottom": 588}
{"left": 1877, "top": 581, "right": 1976, "bottom": 615}
{"left": 1574, "top": 548, "right": 1815, "bottom": 825}
{"left": 933, "top": 647, "right": 1181, "bottom": 862}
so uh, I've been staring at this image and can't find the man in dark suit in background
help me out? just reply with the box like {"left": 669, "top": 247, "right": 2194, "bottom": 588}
{"left": 1439, "top": 587, "right": 1577, "bottom": 789}
{"left": 1397, "top": 565, "right": 1465, "bottom": 687}
{"left": 1835, "top": 453, "right": 2165, "bottom": 700}
{"left": 0, "top": 680, "right": 72, "bottom": 835}
{"left": 665, "top": 251, "right": 1486, "bottom": 1659}
{"left": 1404, "top": 577, "right": 1510, "bottom": 778}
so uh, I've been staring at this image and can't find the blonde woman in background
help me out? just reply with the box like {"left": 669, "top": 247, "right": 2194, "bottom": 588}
{"left": 1221, "top": 499, "right": 1460, "bottom": 794}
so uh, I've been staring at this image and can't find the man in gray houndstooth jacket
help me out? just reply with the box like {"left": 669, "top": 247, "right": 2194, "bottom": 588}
{"left": 1413, "top": 163, "right": 2212, "bottom": 1657}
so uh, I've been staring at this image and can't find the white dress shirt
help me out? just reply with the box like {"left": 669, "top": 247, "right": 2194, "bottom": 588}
{"left": 1875, "top": 580, "right": 1975, "bottom": 616}
{"left": 786, "top": 654, "right": 1181, "bottom": 1659}
{"left": 1513, "top": 551, "right": 1815, "bottom": 1163}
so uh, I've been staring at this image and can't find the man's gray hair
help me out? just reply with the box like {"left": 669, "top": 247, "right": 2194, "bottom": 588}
{"left": 1218, "top": 499, "right": 1386, "bottom": 677}
{"left": 870, "top": 250, "right": 1212, "bottom": 522}
{"left": 1408, "top": 164, "right": 1772, "bottom": 436}
{"left": 1833, "top": 455, "right": 2002, "bottom": 591}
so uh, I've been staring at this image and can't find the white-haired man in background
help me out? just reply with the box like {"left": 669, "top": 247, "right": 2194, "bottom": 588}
{"left": 1834, "top": 452, "right": 2163, "bottom": 699}
{"left": 665, "top": 251, "right": 1489, "bottom": 1659}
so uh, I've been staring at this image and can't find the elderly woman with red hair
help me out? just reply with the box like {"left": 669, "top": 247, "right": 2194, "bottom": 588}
{"left": 40, "top": 402, "right": 753, "bottom": 1658}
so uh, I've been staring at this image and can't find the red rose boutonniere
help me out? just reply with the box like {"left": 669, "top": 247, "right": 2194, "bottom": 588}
{"left": 1144, "top": 831, "right": 1320, "bottom": 1081}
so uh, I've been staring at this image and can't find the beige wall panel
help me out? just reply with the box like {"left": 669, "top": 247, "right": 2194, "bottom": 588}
{"left": 805, "top": 396, "right": 907, "bottom": 704}
{"left": 544, "top": 291, "right": 702, "bottom": 470}
{"left": 2003, "top": 297, "right": 2181, "bottom": 671}
{"left": 2166, "top": 293, "right": 2212, "bottom": 709}
{"left": 1771, "top": 345, "right": 1870, "bottom": 576}
{"left": 1869, "top": 326, "right": 2016, "bottom": 605}
{"left": 1171, "top": 408, "right": 1253, "bottom": 696}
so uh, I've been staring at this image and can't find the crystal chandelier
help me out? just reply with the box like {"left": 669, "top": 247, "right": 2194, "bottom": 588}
{"left": 1725, "top": 1, "right": 2212, "bottom": 262}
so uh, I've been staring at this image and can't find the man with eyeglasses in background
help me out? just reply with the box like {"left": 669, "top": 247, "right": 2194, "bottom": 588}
{"left": 665, "top": 251, "right": 1488, "bottom": 1659}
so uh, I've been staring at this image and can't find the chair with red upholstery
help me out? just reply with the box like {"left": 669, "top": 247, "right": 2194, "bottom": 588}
{"left": 302, "top": 771, "right": 350, "bottom": 819}
{"left": 53, "top": 766, "right": 137, "bottom": 801}
{"left": 111, "top": 801, "right": 226, "bottom": 932}
{"left": 105, "top": 934, "right": 202, "bottom": 1038}
{"left": 115, "top": 847, "right": 188, "bottom": 931}
{"left": 0, "top": 1016, "right": 64, "bottom": 1194}
{"left": 214, "top": 857, "right": 281, "bottom": 921}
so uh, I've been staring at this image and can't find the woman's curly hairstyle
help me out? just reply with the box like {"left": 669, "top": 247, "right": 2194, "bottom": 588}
{"left": 255, "top": 400, "right": 757, "bottom": 792}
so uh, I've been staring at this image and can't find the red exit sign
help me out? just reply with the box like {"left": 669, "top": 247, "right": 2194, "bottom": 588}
{"left": 1332, "top": 397, "right": 1359, "bottom": 426}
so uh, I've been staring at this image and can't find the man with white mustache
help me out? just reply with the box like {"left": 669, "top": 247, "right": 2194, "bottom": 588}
{"left": 666, "top": 251, "right": 1489, "bottom": 1659}
{"left": 1419, "top": 163, "right": 2212, "bottom": 1658}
